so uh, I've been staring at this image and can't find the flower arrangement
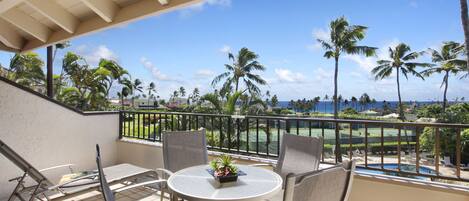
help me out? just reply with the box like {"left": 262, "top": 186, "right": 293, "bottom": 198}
{"left": 209, "top": 154, "right": 238, "bottom": 182}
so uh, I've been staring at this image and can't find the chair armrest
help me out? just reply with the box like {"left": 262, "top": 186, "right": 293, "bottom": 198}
{"left": 249, "top": 163, "right": 276, "bottom": 168}
{"left": 49, "top": 174, "right": 99, "bottom": 189}
{"left": 155, "top": 168, "right": 173, "bottom": 179}
{"left": 114, "top": 179, "right": 166, "bottom": 193}
{"left": 8, "top": 164, "right": 77, "bottom": 182}
{"left": 40, "top": 164, "right": 76, "bottom": 173}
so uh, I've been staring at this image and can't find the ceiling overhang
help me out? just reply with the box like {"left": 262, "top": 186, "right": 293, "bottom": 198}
{"left": 0, "top": 0, "right": 201, "bottom": 53}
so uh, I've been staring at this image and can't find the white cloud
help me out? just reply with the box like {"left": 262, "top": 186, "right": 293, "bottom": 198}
{"left": 344, "top": 54, "right": 375, "bottom": 72}
{"left": 306, "top": 43, "right": 322, "bottom": 51}
{"left": 313, "top": 67, "right": 333, "bottom": 82}
{"left": 76, "top": 45, "right": 119, "bottom": 66}
{"left": 274, "top": 68, "right": 305, "bottom": 83}
{"left": 312, "top": 28, "right": 329, "bottom": 41}
{"left": 140, "top": 57, "right": 176, "bottom": 81}
{"left": 307, "top": 28, "right": 330, "bottom": 51}
{"left": 344, "top": 38, "right": 401, "bottom": 72}
{"left": 180, "top": 0, "right": 231, "bottom": 17}
{"left": 194, "top": 69, "right": 215, "bottom": 79}
{"left": 219, "top": 45, "right": 231, "bottom": 54}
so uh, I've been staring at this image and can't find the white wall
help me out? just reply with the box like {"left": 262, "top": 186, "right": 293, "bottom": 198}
{"left": 0, "top": 80, "right": 119, "bottom": 199}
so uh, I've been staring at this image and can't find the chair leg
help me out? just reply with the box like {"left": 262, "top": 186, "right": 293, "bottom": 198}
{"left": 8, "top": 172, "right": 27, "bottom": 201}
{"left": 160, "top": 189, "right": 164, "bottom": 201}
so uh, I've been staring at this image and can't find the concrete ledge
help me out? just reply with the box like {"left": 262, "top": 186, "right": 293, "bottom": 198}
{"left": 355, "top": 172, "right": 469, "bottom": 195}
{"left": 117, "top": 138, "right": 469, "bottom": 201}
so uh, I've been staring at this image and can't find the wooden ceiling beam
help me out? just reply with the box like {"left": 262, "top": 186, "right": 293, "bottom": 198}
{"left": 1, "top": 9, "right": 51, "bottom": 42}
{"left": 81, "top": 0, "right": 119, "bottom": 23}
{"left": 0, "top": 18, "right": 24, "bottom": 50}
{"left": 158, "top": 0, "right": 169, "bottom": 5}
{"left": 25, "top": 0, "right": 79, "bottom": 34}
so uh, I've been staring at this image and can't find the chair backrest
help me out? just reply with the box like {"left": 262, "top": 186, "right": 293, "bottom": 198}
{"left": 96, "top": 144, "right": 115, "bottom": 201}
{"left": 162, "top": 129, "right": 208, "bottom": 172}
{"left": 276, "top": 133, "right": 323, "bottom": 181}
{"left": 283, "top": 160, "right": 356, "bottom": 201}
{"left": 0, "top": 139, "right": 53, "bottom": 186}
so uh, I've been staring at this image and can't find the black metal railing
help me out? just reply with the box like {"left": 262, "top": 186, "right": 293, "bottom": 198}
{"left": 119, "top": 111, "right": 469, "bottom": 183}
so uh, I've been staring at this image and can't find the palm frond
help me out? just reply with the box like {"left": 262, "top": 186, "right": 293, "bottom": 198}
{"left": 201, "top": 93, "right": 222, "bottom": 113}
{"left": 317, "top": 39, "right": 333, "bottom": 50}
{"left": 346, "top": 45, "right": 377, "bottom": 56}
{"left": 211, "top": 72, "right": 231, "bottom": 87}
{"left": 245, "top": 73, "right": 267, "bottom": 85}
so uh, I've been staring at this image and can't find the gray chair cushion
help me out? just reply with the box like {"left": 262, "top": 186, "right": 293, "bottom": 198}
{"left": 162, "top": 129, "right": 208, "bottom": 172}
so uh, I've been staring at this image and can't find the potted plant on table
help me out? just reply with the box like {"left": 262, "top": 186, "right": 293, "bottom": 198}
{"left": 210, "top": 154, "right": 238, "bottom": 183}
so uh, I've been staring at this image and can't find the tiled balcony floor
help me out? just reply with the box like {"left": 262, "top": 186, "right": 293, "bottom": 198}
{"left": 62, "top": 186, "right": 168, "bottom": 201}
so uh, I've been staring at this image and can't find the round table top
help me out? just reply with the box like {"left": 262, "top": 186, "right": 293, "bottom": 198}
{"left": 167, "top": 164, "right": 282, "bottom": 201}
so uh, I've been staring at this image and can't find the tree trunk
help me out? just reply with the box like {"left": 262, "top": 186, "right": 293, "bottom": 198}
{"left": 461, "top": 0, "right": 469, "bottom": 68}
{"left": 396, "top": 68, "right": 405, "bottom": 121}
{"left": 334, "top": 57, "right": 339, "bottom": 118}
{"left": 333, "top": 56, "right": 342, "bottom": 162}
{"left": 442, "top": 71, "right": 449, "bottom": 112}
{"left": 396, "top": 68, "right": 411, "bottom": 153}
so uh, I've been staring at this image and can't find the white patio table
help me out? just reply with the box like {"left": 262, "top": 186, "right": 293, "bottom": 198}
{"left": 167, "top": 164, "right": 282, "bottom": 201}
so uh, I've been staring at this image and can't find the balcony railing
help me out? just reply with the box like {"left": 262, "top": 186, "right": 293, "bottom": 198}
{"left": 119, "top": 111, "right": 469, "bottom": 183}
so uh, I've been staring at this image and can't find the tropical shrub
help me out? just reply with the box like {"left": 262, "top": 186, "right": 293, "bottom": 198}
{"left": 342, "top": 107, "right": 358, "bottom": 115}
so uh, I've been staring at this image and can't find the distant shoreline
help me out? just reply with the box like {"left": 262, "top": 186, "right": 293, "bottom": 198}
{"left": 276, "top": 101, "right": 463, "bottom": 114}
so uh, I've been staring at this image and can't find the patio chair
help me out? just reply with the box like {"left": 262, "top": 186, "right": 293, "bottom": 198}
{"left": 251, "top": 133, "right": 323, "bottom": 182}
{"left": 157, "top": 129, "right": 208, "bottom": 200}
{"left": 282, "top": 160, "right": 356, "bottom": 201}
{"left": 0, "top": 139, "right": 159, "bottom": 201}
{"left": 162, "top": 129, "right": 208, "bottom": 173}
{"left": 96, "top": 144, "right": 166, "bottom": 201}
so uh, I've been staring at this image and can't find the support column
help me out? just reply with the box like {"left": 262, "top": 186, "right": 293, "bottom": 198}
{"left": 46, "top": 45, "right": 53, "bottom": 98}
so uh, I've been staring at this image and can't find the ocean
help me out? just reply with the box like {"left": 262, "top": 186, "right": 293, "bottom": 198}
{"left": 276, "top": 101, "right": 441, "bottom": 114}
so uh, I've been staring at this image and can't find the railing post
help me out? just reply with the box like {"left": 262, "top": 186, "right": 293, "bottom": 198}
{"left": 118, "top": 111, "right": 123, "bottom": 139}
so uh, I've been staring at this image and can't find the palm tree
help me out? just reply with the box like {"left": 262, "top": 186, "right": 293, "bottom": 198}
{"left": 337, "top": 95, "right": 343, "bottom": 112}
{"left": 271, "top": 94, "right": 279, "bottom": 108}
{"left": 179, "top": 86, "right": 186, "bottom": 97}
{"left": 422, "top": 41, "right": 466, "bottom": 112}
{"left": 371, "top": 98, "right": 377, "bottom": 109}
{"left": 323, "top": 94, "right": 329, "bottom": 113}
{"left": 190, "top": 87, "right": 200, "bottom": 105}
{"left": 9, "top": 53, "right": 45, "bottom": 89}
{"left": 460, "top": 0, "right": 469, "bottom": 66}
{"left": 147, "top": 82, "right": 156, "bottom": 106}
{"left": 98, "top": 59, "right": 128, "bottom": 98}
{"left": 117, "top": 78, "right": 132, "bottom": 110}
{"left": 61, "top": 52, "right": 109, "bottom": 110}
{"left": 317, "top": 17, "right": 376, "bottom": 162}
{"left": 359, "top": 93, "right": 371, "bottom": 111}
{"left": 317, "top": 17, "right": 377, "bottom": 119}
{"left": 371, "top": 43, "right": 430, "bottom": 120}
{"left": 171, "top": 90, "right": 179, "bottom": 102}
{"left": 131, "top": 79, "right": 143, "bottom": 108}
{"left": 212, "top": 47, "right": 266, "bottom": 96}
{"left": 351, "top": 96, "right": 358, "bottom": 111}
{"left": 201, "top": 91, "right": 243, "bottom": 115}
{"left": 315, "top": 96, "right": 321, "bottom": 112}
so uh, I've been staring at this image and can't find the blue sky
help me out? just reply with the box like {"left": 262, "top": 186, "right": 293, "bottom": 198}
{"left": 1, "top": 0, "right": 468, "bottom": 101}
